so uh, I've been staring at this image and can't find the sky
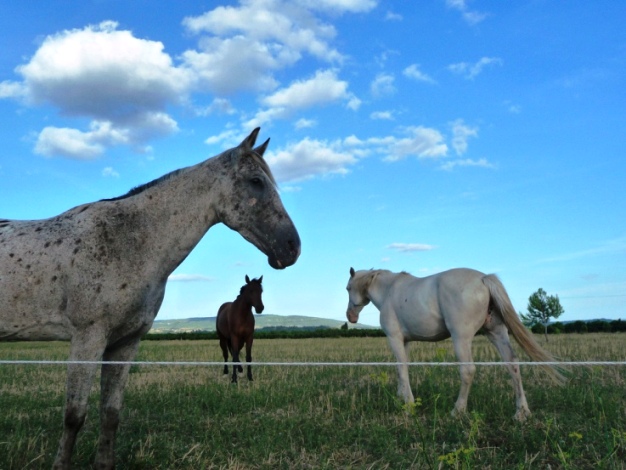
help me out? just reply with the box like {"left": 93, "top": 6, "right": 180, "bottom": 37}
{"left": 0, "top": 0, "right": 624, "bottom": 327}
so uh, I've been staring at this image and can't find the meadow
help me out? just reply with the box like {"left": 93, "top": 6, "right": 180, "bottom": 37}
{"left": 0, "top": 333, "right": 625, "bottom": 469}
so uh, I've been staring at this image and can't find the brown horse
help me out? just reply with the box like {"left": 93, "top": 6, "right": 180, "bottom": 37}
{"left": 216, "top": 275, "right": 264, "bottom": 383}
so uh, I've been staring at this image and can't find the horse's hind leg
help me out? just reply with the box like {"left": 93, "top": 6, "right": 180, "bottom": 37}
{"left": 53, "top": 332, "right": 107, "bottom": 470}
{"left": 484, "top": 322, "right": 531, "bottom": 421}
{"left": 229, "top": 338, "right": 241, "bottom": 383}
{"left": 95, "top": 338, "right": 141, "bottom": 469}
{"left": 245, "top": 337, "right": 254, "bottom": 381}
{"left": 450, "top": 334, "right": 476, "bottom": 417}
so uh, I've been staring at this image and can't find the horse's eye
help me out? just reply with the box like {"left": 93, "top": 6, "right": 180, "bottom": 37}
{"left": 250, "top": 177, "right": 263, "bottom": 187}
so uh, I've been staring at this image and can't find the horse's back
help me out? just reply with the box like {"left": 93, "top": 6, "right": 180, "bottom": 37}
{"left": 387, "top": 268, "right": 490, "bottom": 340}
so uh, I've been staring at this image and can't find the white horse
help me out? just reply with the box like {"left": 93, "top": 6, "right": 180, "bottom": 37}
{"left": 0, "top": 128, "right": 300, "bottom": 469}
{"left": 346, "top": 267, "right": 565, "bottom": 421}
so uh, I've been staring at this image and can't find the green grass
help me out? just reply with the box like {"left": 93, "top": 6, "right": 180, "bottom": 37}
{"left": 1, "top": 334, "right": 625, "bottom": 469}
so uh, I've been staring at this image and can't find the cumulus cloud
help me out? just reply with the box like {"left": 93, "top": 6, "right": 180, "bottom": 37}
{"left": 370, "top": 73, "right": 396, "bottom": 97}
{"left": 403, "top": 64, "right": 436, "bottom": 84}
{"left": 439, "top": 158, "right": 495, "bottom": 171}
{"left": 266, "top": 138, "right": 356, "bottom": 182}
{"left": 387, "top": 243, "right": 436, "bottom": 252}
{"left": 181, "top": 0, "right": 345, "bottom": 95}
{"left": 445, "top": 0, "right": 487, "bottom": 25}
{"left": 450, "top": 119, "right": 478, "bottom": 155}
{"left": 245, "top": 69, "right": 358, "bottom": 128}
{"left": 299, "top": 0, "right": 377, "bottom": 14}
{"left": 102, "top": 167, "right": 120, "bottom": 178}
{"left": 448, "top": 57, "right": 502, "bottom": 79}
{"left": 7, "top": 21, "right": 187, "bottom": 158}
{"left": 370, "top": 110, "right": 394, "bottom": 120}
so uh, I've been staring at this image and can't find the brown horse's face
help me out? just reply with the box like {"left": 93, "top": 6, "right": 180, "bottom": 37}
{"left": 244, "top": 275, "right": 264, "bottom": 313}
{"left": 218, "top": 128, "right": 301, "bottom": 270}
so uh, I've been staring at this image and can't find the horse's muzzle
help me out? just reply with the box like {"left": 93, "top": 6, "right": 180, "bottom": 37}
{"left": 268, "top": 233, "right": 301, "bottom": 269}
{"left": 347, "top": 309, "right": 359, "bottom": 324}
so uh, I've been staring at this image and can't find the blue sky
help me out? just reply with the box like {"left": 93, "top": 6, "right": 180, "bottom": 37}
{"left": 1, "top": 1, "right": 624, "bottom": 327}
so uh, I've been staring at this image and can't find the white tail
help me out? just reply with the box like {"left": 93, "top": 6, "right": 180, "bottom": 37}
{"left": 482, "top": 274, "right": 567, "bottom": 383}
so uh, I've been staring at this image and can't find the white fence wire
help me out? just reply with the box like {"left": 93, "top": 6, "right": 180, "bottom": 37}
{"left": 0, "top": 360, "right": 625, "bottom": 367}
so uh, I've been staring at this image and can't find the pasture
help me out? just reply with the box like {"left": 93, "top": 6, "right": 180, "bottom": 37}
{"left": 1, "top": 333, "right": 625, "bottom": 469}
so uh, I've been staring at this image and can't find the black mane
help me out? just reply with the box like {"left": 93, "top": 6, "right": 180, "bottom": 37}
{"left": 101, "top": 169, "right": 184, "bottom": 202}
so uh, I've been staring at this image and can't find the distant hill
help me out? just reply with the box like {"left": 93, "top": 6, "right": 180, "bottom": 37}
{"left": 150, "top": 314, "right": 375, "bottom": 333}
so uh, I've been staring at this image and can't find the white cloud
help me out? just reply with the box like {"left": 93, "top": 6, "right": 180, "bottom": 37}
{"left": 246, "top": 69, "right": 358, "bottom": 128}
{"left": 295, "top": 118, "right": 317, "bottom": 129}
{"left": 385, "top": 11, "right": 403, "bottom": 21}
{"left": 168, "top": 274, "right": 215, "bottom": 282}
{"left": 370, "top": 73, "right": 396, "bottom": 97}
{"left": 403, "top": 64, "right": 436, "bottom": 84}
{"left": 0, "top": 80, "right": 26, "bottom": 99}
{"left": 197, "top": 98, "right": 236, "bottom": 116}
{"left": 370, "top": 110, "right": 394, "bottom": 120}
{"left": 439, "top": 158, "right": 495, "bottom": 171}
{"left": 445, "top": 0, "right": 487, "bottom": 25}
{"left": 299, "top": 0, "right": 377, "bottom": 14}
{"left": 266, "top": 138, "right": 356, "bottom": 182}
{"left": 182, "top": 0, "right": 344, "bottom": 82}
{"left": 343, "top": 126, "right": 448, "bottom": 162}
{"left": 387, "top": 243, "right": 436, "bottom": 252}
{"left": 35, "top": 127, "right": 105, "bottom": 160}
{"left": 448, "top": 57, "right": 502, "bottom": 79}
{"left": 102, "top": 167, "right": 120, "bottom": 178}
{"left": 262, "top": 69, "right": 349, "bottom": 109}
{"left": 383, "top": 126, "right": 448, "bottom": 161}
{"left": 9, "top": 21, "right": 187, "bottom": 158}
{"left": 450, "top": 119, "right": 478, "bottom": 155}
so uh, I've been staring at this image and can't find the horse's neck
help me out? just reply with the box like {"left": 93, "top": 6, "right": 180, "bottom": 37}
{"left": 232, "top": 295, "right": 253, "bottom": 316}
{"left": 111, "top": 158, "right": 223, "bottom": 277}
{"left": 367, "top": 270, "right": 399, "bottom": 308}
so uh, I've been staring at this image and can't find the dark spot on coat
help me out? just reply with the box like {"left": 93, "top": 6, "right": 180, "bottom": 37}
{"left": 120, "top": 283, "right": 127, "bottom": 290}
{"left": 55, "top": 239, "right": 63, "bottom": 245}
{"left": 73, "top": 247, "right": 80, "bottom": 254}
{"left": 44, "top": 242, "right": 50, "bottom": 248}
{"left": 9, "top": 253, "right": 14, "bottom": 258}
{"left": 75, "top": 238, "right": 82, "bottom": 244}
{"left": 35, "top": 227, "right": 42, "bottom": 232}
{"left": 52, "top": 276, "right": 58, "bottom": 282}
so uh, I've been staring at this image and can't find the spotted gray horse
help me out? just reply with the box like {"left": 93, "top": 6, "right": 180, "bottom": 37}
{"left": 0, "top": 127, "right": 300, "bottom": 469}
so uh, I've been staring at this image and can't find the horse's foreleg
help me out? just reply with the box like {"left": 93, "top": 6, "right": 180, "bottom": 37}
{"left": 219, "top": 338, "right": 229, "bottom": 375}
{"left": 485, "top": 324, "right": 531, "bottom": 421}
{"left": 53, "top": 333, "right": 107, "bottom": 470}
{"left": 386, "top": 335, "right": 414, "bottom": 404}
{"left": 245, "top": 337, "right": 254, "bottom": 381}
{"left": 451, "top": 335, "right": 476, "bottom": 417}
{"left": 94, "top": 338, "right": 141, "bottom": 470}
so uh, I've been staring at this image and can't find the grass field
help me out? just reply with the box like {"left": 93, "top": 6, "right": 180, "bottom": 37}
{"left": 1, "top": 333, "right": 625, "bottom": 469}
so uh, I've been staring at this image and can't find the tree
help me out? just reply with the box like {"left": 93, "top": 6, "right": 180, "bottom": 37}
{"left": 520, "top": 288, "right": 564, "bottom": 341}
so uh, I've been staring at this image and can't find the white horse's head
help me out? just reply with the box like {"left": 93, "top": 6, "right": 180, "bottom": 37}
{"left": 346, "top": 267, "right": 373, "bottom": 323}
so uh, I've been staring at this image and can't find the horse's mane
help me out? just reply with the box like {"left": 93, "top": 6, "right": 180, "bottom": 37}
{"left": 101, "top": 168, "right": 185, "bottom": 202}
{"left": 240, "top": 277, "right": 262, "bottom": 295}
{"left": 102, "top": 149, "right": 276, "bottom": 202}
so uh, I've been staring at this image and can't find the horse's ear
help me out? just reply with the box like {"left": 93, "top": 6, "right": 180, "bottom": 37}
{"left": 253, "top": 138, "right": 270, "bottom": 158}
{"left": 239, "top": 127, "right": 260, "bottom": 150}
{"left": 350, "top": 267, "right": 355, "bottom": 277}
{"left": 245, "top": 274, "right": 251, "bottom": 283}
{"left": 258, "top": 275, "right": 263, "bottom": 283}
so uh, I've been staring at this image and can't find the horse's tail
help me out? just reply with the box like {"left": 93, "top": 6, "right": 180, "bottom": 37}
{"left": 482, "top": 274, "right": 568, "bottom": 384}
